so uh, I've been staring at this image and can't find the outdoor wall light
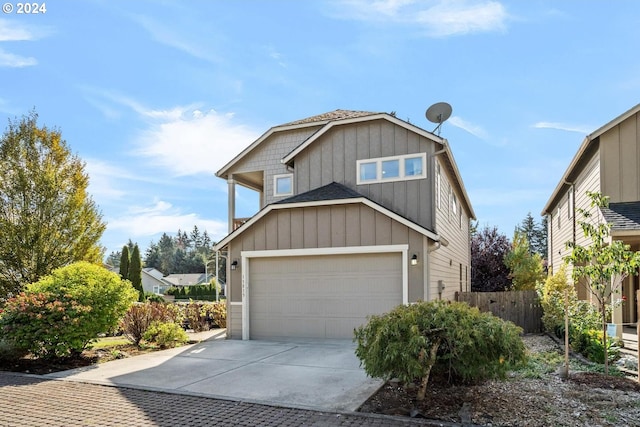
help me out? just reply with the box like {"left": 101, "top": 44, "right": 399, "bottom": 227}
{"left": 411, "top": 254, "right": 418, "bottom": 266}
{"left": 231, "top": 260, "right": 238, "bottom": 270}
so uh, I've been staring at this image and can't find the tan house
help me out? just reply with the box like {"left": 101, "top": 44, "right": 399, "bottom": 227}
{"left": 213, "top": 110, "right": 475, "bottom": 340}
{"left": 542, "top": 104, "right": 640, "bottom": 330}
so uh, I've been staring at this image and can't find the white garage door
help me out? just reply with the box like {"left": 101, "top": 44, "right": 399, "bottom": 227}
{"left": 248, "top": 252, "right": 402, "bottom": 339}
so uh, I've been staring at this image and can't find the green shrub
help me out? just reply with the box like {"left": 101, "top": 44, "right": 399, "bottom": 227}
{"left": 120, "top": 302, "right": 182, "bottom": 346}
{"left": 1, "top": 292, "right": 93, "bottom": 358}
{"left": 354, "top": 300, "right": 526, "bottom": 401}
{"left": 0, "top": 338, "right": 28, "bottom": 362}
{"left": 0, "top": 262, "right": 137, "bottom": 359}
{"left": 144, "top": 293, "right": 165, "bottom": 303}
{"left": 208, "top": 301, "right": 227, "bottom": 328}
{"left": 183, "top": 301, "right": 210, "bottom": 332}
{"left": 143, "top": 321, "right": 188, "bottom": 348}
{"left": 572, "top": 329, "right": 620, "bottom": 364}
{"left": 537, "top": 264, "right": 603, "bottom": 362}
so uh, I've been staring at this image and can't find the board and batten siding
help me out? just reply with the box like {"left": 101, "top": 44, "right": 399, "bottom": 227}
{"left": 224, "top": 203, "right": 429, "bottom": 337}
{"left": 600, "top": 112, "right": 640, "bottom": 203}
{"left": 293, "top": 119, "right": 435, "bottom": 230}
{"left": 431, "top": 157, "right": 471, "bottom": 301}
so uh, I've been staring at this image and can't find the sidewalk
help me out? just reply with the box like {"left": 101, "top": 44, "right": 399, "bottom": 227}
{"left": 0, "top": 371, "right": 447, "bottom": 426}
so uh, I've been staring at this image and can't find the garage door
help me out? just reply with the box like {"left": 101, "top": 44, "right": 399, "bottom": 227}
{"left": 249, "top": 252, "right": 402, "bottom": 339}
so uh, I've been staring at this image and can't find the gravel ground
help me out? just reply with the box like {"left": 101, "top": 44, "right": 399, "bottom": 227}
{"left": 360, "top": 334, "right": 640, "bottom": 426}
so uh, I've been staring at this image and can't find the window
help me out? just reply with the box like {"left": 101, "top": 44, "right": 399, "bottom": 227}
{"left": 381, "top": 159, "right": 400, "bottom": 179}
{"left": 568, "top": 189, "right": 574, "bottom": 219}
{"left": 556, "top": 207, "right": 561, "bottom": 229}
{"left": 405, "top": 157, "right": 423, "bottom": 176}
{"left": 356, "top": 153, "right": 427, "bottom": 184}
{"left": 359, "top": 162, "right": 377, "bottom": 182}
{"left": 273, "top": 174, "right": 293, "bottom": 197}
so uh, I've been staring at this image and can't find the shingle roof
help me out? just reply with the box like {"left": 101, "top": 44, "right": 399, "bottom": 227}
{"left": 274, "top": 182, "right": 363, "bottom": 204}
{"left": 281, "top": 109, "right": 380, "bottom": 126}
{"left": 601, "top": 202, "right": 640, "bottom": 231}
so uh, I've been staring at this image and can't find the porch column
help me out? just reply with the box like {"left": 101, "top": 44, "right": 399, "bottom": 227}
{"left": 228, "top": 176, "right": 236, "bottom": 233}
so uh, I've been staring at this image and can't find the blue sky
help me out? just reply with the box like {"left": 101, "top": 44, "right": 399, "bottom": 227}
{"left": 2, "top": 1, "right": 640, "bottom": 256}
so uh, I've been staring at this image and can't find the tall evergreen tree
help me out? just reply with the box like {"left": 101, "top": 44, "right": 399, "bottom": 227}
{"left": 128, "top": 244, "right": 144, "bottom": 301}
{"left": 119, "top": 245, "right": 130, "bottom": 279}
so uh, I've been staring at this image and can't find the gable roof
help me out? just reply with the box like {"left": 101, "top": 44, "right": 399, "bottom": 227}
{"left": 601, "top": 201, "right": 640, "bottom": 233}
{"left": 216, "top": 110, "right": 379, "bottom": 179}
{"left": 216, "top": 109, "right": 475, "bottom": 220}
{"left": 274, "top": 182, "right": 361, "bottom": 204}
{"left": 542, "top": 104, "right": 640, "bottom": 215}
{"left": 281, "top": 109, "right": 379, "bottom": 126}
{"left": 213, "top": 182, "right": 440, "bottom": 251}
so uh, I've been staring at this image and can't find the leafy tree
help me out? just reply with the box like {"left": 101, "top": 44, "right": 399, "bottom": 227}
{"left": 565, "top": 191, "right": 640, "bottom": 374}
{"left": 354, "top": 300, "right": 526, "bottom": 401}
{"left": 128, "top": 244, "right": 144, "bottom": 302}
{"left": 0, "top": 112, "right": 105, "bottom": 300}
{"left": 471, "top": 225, "right": 511, "bottom": 292}
{"left": 119, "top": 245, "right": 130, "bottom": 279}
{"left": 504, "top": 231, "right": 545, "bottom": 290}
{"left": 1, "top": 262, "right": 137, "bottom": 358}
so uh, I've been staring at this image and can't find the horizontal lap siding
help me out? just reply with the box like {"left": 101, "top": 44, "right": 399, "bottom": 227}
{"left": 432, "top": 157, "right": 471, "bottom": 301}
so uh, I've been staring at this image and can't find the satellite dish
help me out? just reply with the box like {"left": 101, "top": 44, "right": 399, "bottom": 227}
{"left": 425, "top": 102, "right": 452, "bottom": 135}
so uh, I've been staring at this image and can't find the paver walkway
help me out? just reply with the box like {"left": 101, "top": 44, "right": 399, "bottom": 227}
{"left": 0, "top": 372, "right": 449, "bottom": 426}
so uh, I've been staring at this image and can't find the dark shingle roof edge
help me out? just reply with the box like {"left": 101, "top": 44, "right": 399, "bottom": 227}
{"left": 274, "top": 182, "right": 362, "bottom": 204}
{"left": 601, "top": 201, "right": 640, "bottom": 231}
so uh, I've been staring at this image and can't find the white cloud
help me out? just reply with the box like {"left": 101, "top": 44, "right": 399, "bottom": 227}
{"left": 0, "top": 49, "right": 37, "bottom": 67}
{"left": 532, "top": 122, "right": 592, "bottom": 134}
{"left": 131, "top": 14, "right": 220, "bottom": 63}
{"left": 0, "top": 19, "right": 52, "bottom": 67}
{"left": 134, "top": 107, "right": 259, "bottom": 176}
{"left": 416, "top": 1, "right": 508, "bottom": 37}
{"left": 329, "top": 0, "right": 508, "bottom": 37}
{"left": 107, "top": 199, "right": 227, "bottom": 239}
{"left": 449, "top": 116, "right": 489, "bottom": 139}
{"left": 82, "top": 88, "right": 259, "bottom": 177}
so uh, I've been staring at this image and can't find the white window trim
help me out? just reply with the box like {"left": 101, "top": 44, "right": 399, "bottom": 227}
{"left": 240, "top": 245, "right": 409, "bottom": 340}
{"left": 273, "top": 173, "right": 293, "bottom": 197}
{"left": 356, "top": 153, "right": 427, "bottom": 185}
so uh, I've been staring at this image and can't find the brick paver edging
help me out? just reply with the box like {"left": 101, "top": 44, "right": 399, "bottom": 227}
{"left": 0, "top": 372, "right": 459, "bottom": 426}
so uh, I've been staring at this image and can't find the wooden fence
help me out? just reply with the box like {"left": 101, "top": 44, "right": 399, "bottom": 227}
{"left": 455, "top": 290, "right": 543, "bottom": 333}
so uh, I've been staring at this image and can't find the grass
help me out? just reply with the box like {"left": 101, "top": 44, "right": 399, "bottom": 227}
{"left": 90, "top": 336, "right": 132, "bottom": 349}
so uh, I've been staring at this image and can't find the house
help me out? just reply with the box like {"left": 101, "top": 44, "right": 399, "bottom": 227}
{"left": 213, "top": 109, "right": 475, "bottom": 340}
{"left": 141, "top": 268, "right": 174, "bottom": 294}
{"left": 542, "top": 104, "right": 640, "bottom": 331}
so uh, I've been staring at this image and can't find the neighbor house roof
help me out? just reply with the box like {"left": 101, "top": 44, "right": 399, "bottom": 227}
{"left": 542, "top": 103, "right": 640, "bottom": 215}
{"left": 601, "top": 202, "right": 640, "bottom": 233}
{"left": 213, "top": 182, "right": 440, "bottom": 251}
{"left": 164, "top": 273, "right": 207, "bottom": 287}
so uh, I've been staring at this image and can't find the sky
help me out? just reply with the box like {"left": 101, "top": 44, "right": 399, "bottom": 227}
{"left": 2, "top": 0, "right": 640, "bottom": 257}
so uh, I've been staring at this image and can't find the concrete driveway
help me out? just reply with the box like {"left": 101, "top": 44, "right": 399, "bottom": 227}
{"left": 46, "top": 333, "right": 383, "bottom": 412}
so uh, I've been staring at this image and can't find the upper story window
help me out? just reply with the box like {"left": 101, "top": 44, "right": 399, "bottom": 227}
{"left": 273, "top": 174, "right": 293, "bottom": 197}
{"left": 436, "top": 163, "right": 442, "bottom": 210}
{"left": 356, "top": 153, "right": 427, "bottom": 185}
{"left": 567, "top": 189, "right": 574, "bottom": 219}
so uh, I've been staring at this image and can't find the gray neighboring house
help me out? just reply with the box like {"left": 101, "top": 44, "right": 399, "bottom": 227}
{"left": 213, "top": 109, "right": 475, "bottom": 340}
{"left": 141, "top": 268, "right": 174, "bottom": 295}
